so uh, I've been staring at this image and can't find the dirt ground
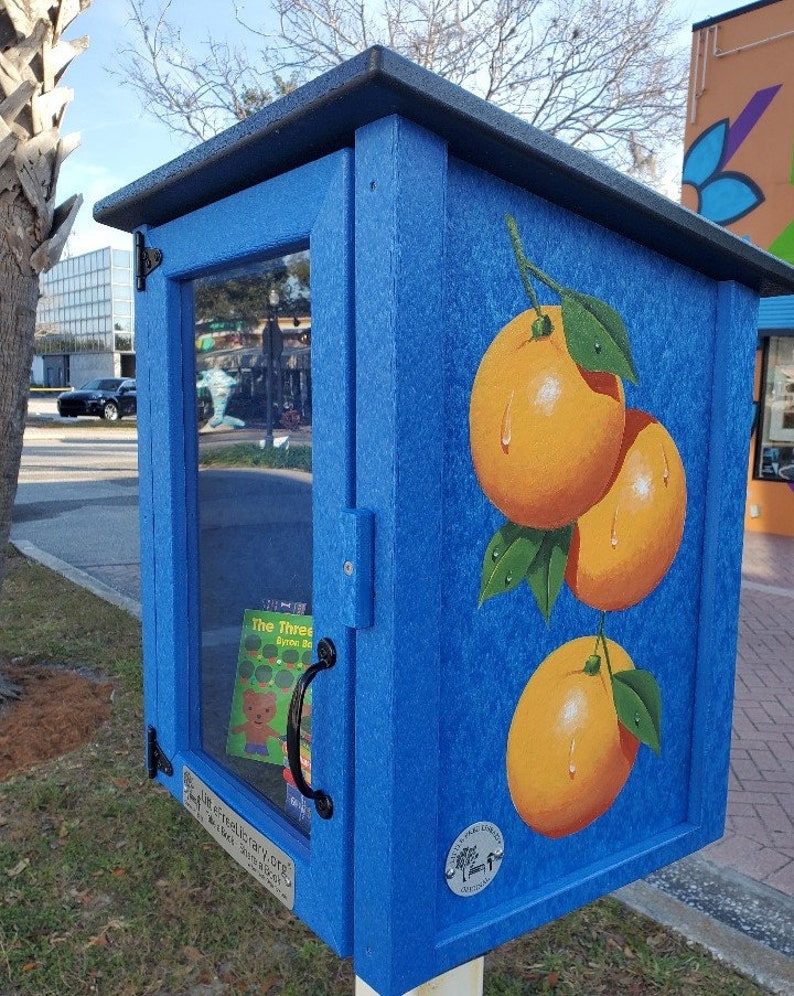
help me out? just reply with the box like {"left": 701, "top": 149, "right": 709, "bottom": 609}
{"left": 0, "top": 663, "right": 113, "bottom": 781}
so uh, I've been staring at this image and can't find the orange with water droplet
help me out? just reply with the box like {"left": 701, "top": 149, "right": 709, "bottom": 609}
{"left": 506, "top": 636, "right": 639, "bottom": 838}
{"left": 565, "top": 409, "right": 687, "bottom": 611}
{"left": 469, "top": 308, "right": 625, "bottom": 530}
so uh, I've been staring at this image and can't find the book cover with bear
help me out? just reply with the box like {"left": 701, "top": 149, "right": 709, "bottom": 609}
{"left": 226, "top": 607, "right": 313, "bottom": 770}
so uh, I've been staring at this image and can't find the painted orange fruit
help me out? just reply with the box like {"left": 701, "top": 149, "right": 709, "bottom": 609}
{"left": 469, "top": 308, "right": 626, "bottom": 530}
{"left": 506, "top": 636, "right": 639, "bottom": 838}
{"left": 565, "top": 409, "right": 686, "bottom": 611}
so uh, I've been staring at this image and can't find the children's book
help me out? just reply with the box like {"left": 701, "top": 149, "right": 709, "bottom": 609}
{"left": 226, "top": 608, "right": 313, "bottom": 769}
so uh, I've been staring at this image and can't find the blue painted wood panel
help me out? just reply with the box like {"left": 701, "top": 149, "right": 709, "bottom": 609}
{"left": 136, "top": 150, "right": 356, "bottom": 954}
{"left": 349, "top": 141, "right": 758, "bottom": 993}
{"left": 428, "top": 159, "right": 758, "bottom": 970}
{"left": 353, "top": 115, "right": 449, "bottom": 995}
{"left": 438, "top": 158, "right": 712, "bottom": 898}
{"left": 134, "top": 109, "right": 762, "bottom": 996}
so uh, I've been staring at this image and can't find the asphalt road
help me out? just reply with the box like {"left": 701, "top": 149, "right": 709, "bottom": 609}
{"left": 12, "top": 419, "right": 142, "bottom": 610}
{"left": 12, "top": 399, "right": 313, "bottom": 623}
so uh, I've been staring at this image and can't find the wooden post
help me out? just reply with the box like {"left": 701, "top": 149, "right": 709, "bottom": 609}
{"left": 355, "top": 957, "right": 484, "bottom": 996}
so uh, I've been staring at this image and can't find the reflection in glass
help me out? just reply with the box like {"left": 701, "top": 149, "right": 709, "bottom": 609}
{"left": 756, "top": 335, "right": 794, "bottom": 482}
{"left": 191, "top": 250, "right": 313, "bottom": 834}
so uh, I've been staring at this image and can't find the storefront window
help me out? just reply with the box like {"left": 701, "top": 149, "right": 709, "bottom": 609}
{"left": 755, "top": 334, "right": 794, "bottom": 481}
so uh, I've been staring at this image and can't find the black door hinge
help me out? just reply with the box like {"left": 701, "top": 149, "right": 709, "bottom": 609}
{"left": 146, "top": 726, "right": 174, "bottom": 779}
{"left": 135, "top": 231, "right": 163, "bottom": 291}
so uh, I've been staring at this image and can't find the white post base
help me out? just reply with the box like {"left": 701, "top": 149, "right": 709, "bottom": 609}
{"left": 355, "top": 956, "right": 484, "bottom": 996}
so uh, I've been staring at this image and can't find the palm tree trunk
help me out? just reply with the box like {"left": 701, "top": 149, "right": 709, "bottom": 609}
{"left": 0, "top": 0, "right": 89, "bottom": 702}
{"left": 0, "top": 197, "right": 39, "bottom": 587}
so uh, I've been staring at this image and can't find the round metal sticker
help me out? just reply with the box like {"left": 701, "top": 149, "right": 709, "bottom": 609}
{"left": 444, "top": 822, "right": 504, "bottom": 897}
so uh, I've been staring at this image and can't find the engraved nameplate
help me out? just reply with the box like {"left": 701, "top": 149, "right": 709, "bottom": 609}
{"left": 183, "top": 767, "right": 295, "bottom": 909}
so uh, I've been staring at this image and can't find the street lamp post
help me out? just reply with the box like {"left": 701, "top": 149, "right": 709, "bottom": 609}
{"left": 264, "top": 287, "right": 279, "bottom": 447}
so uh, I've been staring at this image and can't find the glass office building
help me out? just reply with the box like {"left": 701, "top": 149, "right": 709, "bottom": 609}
{"left": 33, "top": 246, "right": 134, "bottom": 388}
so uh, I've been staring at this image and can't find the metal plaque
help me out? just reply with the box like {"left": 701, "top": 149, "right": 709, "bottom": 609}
{"left": 183, "top": 767, "right": 295, "bottom": 909}
{"left": 444, "top": 821, "right": 504, "bottom": 897}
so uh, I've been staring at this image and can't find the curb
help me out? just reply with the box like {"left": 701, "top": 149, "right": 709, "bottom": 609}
{"left": 10, "top": 540, "right": 142, "bottom": 620}
{"left": 646, "top": 853, "right": 794, "bottom": 959}
{"left": 616, "top": 878, "right": 794, "bottom": 994}
{"left": 741, "top": 578, "right": 794, "bottom": 599}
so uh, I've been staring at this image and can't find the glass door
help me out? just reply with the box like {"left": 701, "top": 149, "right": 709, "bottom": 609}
{"left": 138, "top": 150, "right": 355, "bottom": 954}
{"left": 191, "top": 250, "right": 316, "bottom": 835}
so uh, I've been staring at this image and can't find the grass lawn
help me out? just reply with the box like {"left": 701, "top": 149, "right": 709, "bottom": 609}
{"left": 197, "top": 442, "right": 312, "bottom": 472}
{"left": 0, "top": 547, "right": 772, "bottom": 995}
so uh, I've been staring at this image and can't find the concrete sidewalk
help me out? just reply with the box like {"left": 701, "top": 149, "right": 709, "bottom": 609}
{"left": 635, "top": 530, "right": 794, "bottom": 992}
{"left": 709, "top": 530, "right": 794, "bottom": 896}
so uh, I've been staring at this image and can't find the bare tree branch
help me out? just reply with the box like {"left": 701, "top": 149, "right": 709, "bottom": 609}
{"left": 117, "top": 0, "right": 688, "bottom": 182}
{"left": 113, "top": 0, "right": 285, "bottom": 143}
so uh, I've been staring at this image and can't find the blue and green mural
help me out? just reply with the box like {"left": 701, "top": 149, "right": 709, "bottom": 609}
{"left": 682, "top": 84, "right": 780, "bottom": 228}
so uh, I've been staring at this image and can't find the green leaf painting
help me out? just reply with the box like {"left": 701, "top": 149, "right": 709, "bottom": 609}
{"left": 479, "top": 522, "right": 544, "bottom": 606}
{"left": 561, "top": 291, "right": 638, "bottom": 384}
{"left": 525, "top": 525, "right": 573, "bottom": 622}
{"left": 505, "top": 213, "right": 639, "bottom": 383}
{"left": 612, "top": 668, "right": 662, "bottom": 754}
{"left": 479, "top": 522, "right": 572, "bottom": 620}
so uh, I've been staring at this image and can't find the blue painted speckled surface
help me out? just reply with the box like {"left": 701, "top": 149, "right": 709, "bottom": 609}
{"left": 437, "top": 158, "right": 715, "bottom": 860}
{"left": 352, "top": 116, "right": 449, "bottom": 994}
{"left": 349, "top": 145, "right": 758, "bottom": 992}
{"left": 124, "top": 53, "right": 780, "bottom": 995}
{"left": 426, "top": 162, "right": 757, "bottom": 967}
{"left": 137, "top": 151, "right": 356, "bottom": 954}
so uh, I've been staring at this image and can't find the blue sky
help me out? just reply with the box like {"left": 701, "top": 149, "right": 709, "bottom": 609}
{"left": 59, "top": 0, "right": 255, "bottom": 253}
{"left": 60, "top": 0, "right": 726, "bottom": 255}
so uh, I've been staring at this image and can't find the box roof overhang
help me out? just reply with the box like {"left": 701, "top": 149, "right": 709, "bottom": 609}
{"left": 95, "top": 46, "right": 794, "bottom": 297}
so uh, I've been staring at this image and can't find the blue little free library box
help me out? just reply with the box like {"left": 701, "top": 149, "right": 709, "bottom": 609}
{"left": 95, "top": 47, "right": 794, "bottom": 996}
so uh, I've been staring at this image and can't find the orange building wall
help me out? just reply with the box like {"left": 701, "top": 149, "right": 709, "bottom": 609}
{"left": 683, "top": 0, "right": 794, "bottom": 536}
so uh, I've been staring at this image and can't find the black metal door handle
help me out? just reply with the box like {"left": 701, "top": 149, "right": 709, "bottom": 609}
{"left": 287, "top": 637, "right": 336, "bottom": 820}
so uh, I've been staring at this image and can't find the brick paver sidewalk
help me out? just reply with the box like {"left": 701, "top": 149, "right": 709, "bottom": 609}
{"left": 702, "top": 531, "right": 794, "bottom": 896}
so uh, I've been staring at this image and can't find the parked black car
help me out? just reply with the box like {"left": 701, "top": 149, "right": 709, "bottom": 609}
{"left": 57, "top": 378, "right": 137, "bottom": 421}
